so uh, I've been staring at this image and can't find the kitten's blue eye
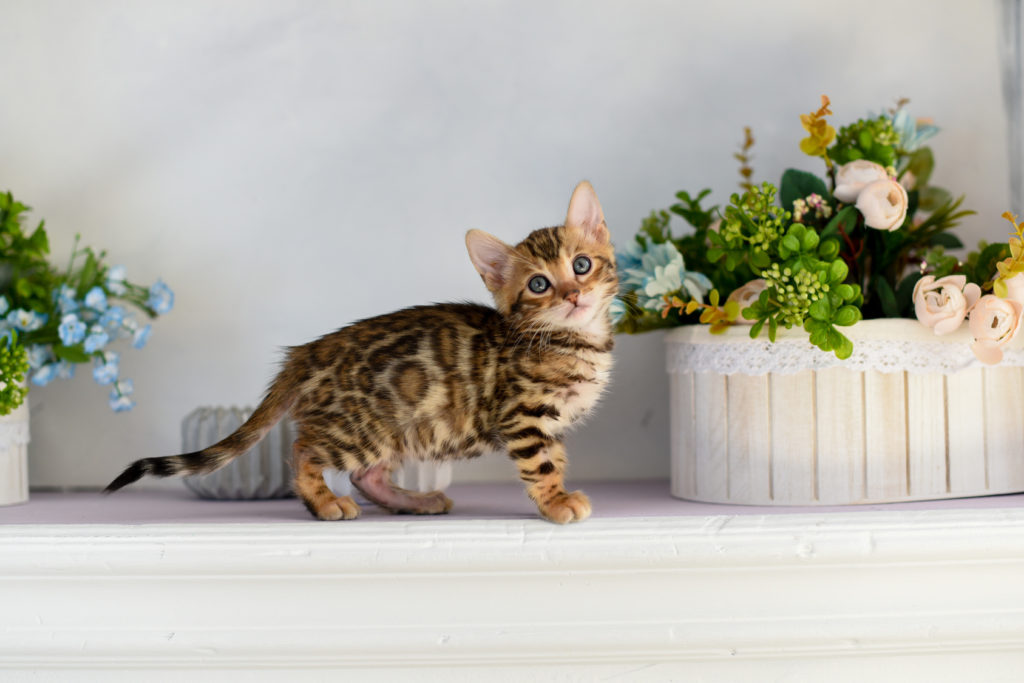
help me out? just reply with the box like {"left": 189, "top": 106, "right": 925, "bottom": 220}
{"left": 573, "top": 256, "right": 592, "bottom": 275}
{"left": 528, "top": 275, "right": 550, "bottom": 293}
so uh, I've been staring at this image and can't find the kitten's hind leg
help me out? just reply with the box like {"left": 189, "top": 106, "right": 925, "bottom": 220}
{"left": 350, "top": 462, "right": 454, "bottom": 515}
{"left": 292, "top": 439, "right": 361, "bottom": 521}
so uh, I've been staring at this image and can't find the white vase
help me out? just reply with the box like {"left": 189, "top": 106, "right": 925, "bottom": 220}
{"left": 324, "top": 461, "right": 453, "bottom": 499}
{"left": 0, "top": 401, "right": 30, "bottom": 506}
{"left": 666, "top": 319, "right": 1024, "bottom": 505}
{"left": 393, "top": 460, "right": 453, "bottom": 491}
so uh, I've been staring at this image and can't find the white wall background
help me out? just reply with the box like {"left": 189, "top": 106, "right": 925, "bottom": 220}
{"left": 0, "top": 0, "right": 1009, "bottom": 489}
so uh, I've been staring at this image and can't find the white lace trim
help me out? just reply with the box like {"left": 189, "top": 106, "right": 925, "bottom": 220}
{"left": 665, "top": 320, "right": 1024, "bottom": 375}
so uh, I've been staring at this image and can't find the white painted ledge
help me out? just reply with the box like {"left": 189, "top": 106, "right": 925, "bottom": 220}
{"left": 3, "top": 485, "right": 1024, "bottom": 680}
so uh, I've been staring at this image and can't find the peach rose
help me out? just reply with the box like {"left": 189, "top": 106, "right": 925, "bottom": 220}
{"left": 913, "top": 274, "right": 981, "bottom": 335}
{"left": 726, "top": 279, "right": 767, "bottom": 324}
{"left": 856, "top": 178, "right": 909, "bottom": 231}
{"left": 834, "top": 160, "right": 890, "bottom": 203}
{"left": 1003, "top": 272, "right": 1024, "bottom": 303}
{"left": 968, "top": 294, "right": 1024, "bottom": 364}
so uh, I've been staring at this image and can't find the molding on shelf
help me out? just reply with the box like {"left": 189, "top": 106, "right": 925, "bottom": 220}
{"left": 4, "top": 509, "right": 1024, "bottom": 676}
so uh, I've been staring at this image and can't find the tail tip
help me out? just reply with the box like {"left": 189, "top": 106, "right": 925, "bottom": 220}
{"left": 103, "top": 460, "right": 148, "bottom": 494}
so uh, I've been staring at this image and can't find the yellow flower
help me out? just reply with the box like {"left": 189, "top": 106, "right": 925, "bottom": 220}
{"left": 993, "top": 211, "right": 1024, "bottom": 298}
{"left": 799, "top": 95, "right": 836, "bottom": 159}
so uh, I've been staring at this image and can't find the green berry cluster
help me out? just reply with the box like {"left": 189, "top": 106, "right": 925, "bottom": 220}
{"left": 830, "top": 115, "right": 899, "bottom": 168}
{"left": 720, "top": 183, "right": 790, "bottom": 256}
{"left": 0, "top": 337, "right": 28, "bottom": 416}
{"left": 762, "top": 263, "right": 827, "bottom": 328}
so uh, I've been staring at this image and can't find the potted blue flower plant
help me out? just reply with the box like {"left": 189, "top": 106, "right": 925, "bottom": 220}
{"left": 0, "top": 191, "right": 173, "bottom": 504}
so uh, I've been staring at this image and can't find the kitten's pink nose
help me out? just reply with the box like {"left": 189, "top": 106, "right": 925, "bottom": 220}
{"left": 564, "top": 289, "right": 580, "bottom": 305}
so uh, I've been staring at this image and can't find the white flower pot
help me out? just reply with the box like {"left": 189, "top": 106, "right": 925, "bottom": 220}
{"left": 0, "top": 402, "right": 30, "bottom": 506}
{"left": 667, "top": 319, "right": 1024, "bottom": 505}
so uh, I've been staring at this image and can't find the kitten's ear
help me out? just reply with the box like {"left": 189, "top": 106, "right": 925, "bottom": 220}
{"left": 466, "top": 229, "right": 514, "bottom": 291}
{"left": 565, "top": 180, "right": 609, "bottom": 244}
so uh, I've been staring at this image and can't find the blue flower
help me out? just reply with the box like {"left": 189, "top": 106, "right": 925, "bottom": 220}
{"left": 109, "top": 393, "right": 135, "bottom": 412}
{"left": 147, "top": 280, "right": 174, "bottom": 315}
{"left": 84, "top": 286, "right": 108, "bottom": 312}
{"left": 620, "top": 241, "right": 713, "bottom": 312}
{"left": 106, "top": 265, "right": 127, "bottom": 296}
{"left": 31, "top": 364, "right": 58, "bottom": 387}
{"left": 109, "top": 379, "right": 135, "bottom": 412}
{"left": 26, "top": 345, "right": 50, "bottom": 370}
{"left": 55, "top": 361, "right": 75, "bottom": 380}
{"left": 83, "top": 325, "right": 110, "bottom": 353}
{"left": 132, "top": 323, "right": 152, "bottom": 349}
{"left": 7, "top": 309, "right": 47, "bottom": 332}
{"left": 93, "top": 352, "right": 119, "bottom": 386}
{"left": 54, "top": 285, "right": 79, "bottom": 315}
{"left": 99, "top": 306, "right": 124, "bottom": 332}
{"left": 0, "top": 297, "right": 9, "bottom": 317}
{"left": 888, "top": 109, "right": 939, "bottom": 152}
{"left": 58, "top": 313, "right": 87, "bottom": 346}
{"left": 614, "top": 240, "right": 645, "bottom": 273}
{"left": 609, "top": 298, "right": 627, "bottom": 325}
{"left": 118, "top": 314, "right": 139, "bottom": 338}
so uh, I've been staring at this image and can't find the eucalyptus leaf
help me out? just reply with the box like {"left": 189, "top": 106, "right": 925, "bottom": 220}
{"left": 927, "top": 231, "right": 963, "bottom": 249}
{"left": 905, "top": 147, "right": 935, "bottom": 187}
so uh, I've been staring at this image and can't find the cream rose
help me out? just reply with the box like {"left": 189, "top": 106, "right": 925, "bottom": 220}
{"left": 833, "top": 160, "right": 890, "bottom": 203}
{"left": 968, "top": 294, "right": 1024, "bottom": 364}
{"left": 913, "top": 274, "right": 981, "bottom": 335}
{"left": 726, "top": 279, "right": 767, "bottom": 324}
{"left": 855, "top": 178, "right": 909, "bottom": 231}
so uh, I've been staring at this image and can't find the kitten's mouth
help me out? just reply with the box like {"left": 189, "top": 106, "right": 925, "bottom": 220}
{"left": 565, "top": 304, "right": 592, "bottom": 321}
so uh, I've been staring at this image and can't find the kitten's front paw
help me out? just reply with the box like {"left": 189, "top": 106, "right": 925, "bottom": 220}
{"left": 317, "top": 496, "right": 362, "bottom": 521}
{"left": 538, "top": 490, "right": 591, "bottom": 524}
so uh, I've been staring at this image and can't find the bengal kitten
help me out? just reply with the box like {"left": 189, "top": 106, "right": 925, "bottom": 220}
{"left": 105, "top": 181, "right": 617, "bottom": 523}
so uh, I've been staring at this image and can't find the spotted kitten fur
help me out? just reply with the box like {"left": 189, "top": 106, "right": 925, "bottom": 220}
{"left": 105, "top": 181, "right": 617, "bottom": 523}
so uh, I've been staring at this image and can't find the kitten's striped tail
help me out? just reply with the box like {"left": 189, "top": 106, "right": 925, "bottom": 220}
{"left": 103, "top": 361, "right": 301, "bottom": 494}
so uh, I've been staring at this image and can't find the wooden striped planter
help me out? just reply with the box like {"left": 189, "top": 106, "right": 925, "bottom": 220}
{"left": 667, "top": 320, "right": 1024, "bottom": 505}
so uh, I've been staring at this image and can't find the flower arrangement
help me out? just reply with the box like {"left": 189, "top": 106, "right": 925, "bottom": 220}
{"left": 0, "top": 191, "right": 173, "bottom": 415}
{"left": 614, "top": 95, "right": 1024, "bottom": 363}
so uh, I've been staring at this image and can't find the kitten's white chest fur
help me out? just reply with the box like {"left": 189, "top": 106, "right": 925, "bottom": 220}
{"left": 557, "top": 351, "right": 613, "bottom": 428}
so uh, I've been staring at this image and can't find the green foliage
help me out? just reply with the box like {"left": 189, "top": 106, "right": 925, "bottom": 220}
{"left": 0, "top": 333, "right": 28, "bottom": 416}
{"left": 637, "top": 209, "right": 672, "bottom": 246}
{"left": 668, "top": 189, "right": 745, "bottom": 289}
{"left": 615, "top": 97, "right": 1000, "bottom": 363}
{"left": 830, "top": 115, "right": 900, "bottom": 168}
{"left": 0, "top": 192, "right": 57, "bottom": 316}
{"left": 701, "top": 182, "right": 862, "bottom": 357}
{"left": 963, "top": 241, "right": 1011, "bottom": 290}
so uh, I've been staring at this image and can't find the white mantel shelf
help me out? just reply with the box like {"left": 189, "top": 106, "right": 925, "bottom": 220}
{"left": 3, "top": 481, "right": 1024, "bottom": 681}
